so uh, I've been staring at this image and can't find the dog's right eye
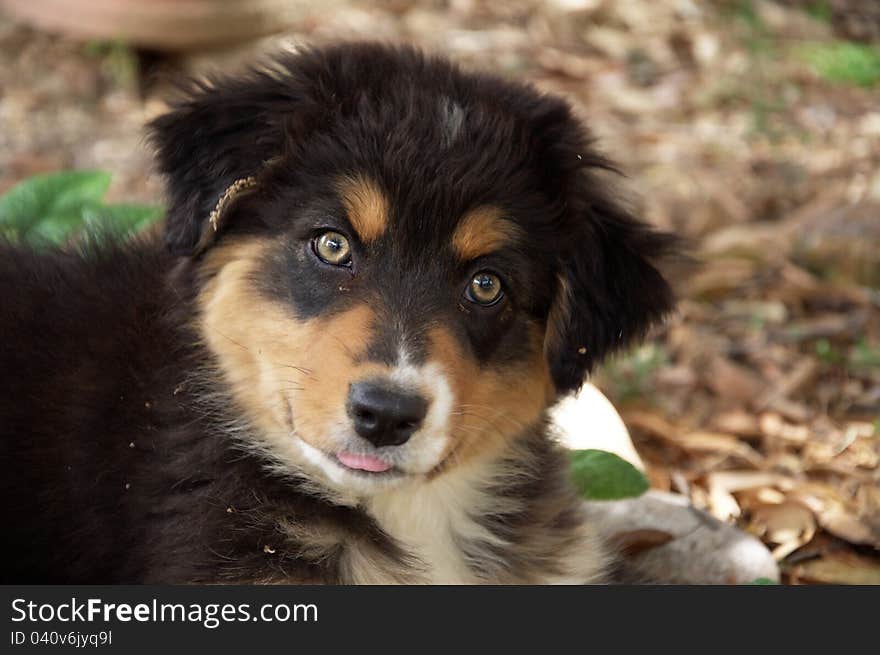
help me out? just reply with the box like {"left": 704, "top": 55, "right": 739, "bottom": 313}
{"left": 465, "top": 271, "right": 504, "bottom": 306}
{"left": 312, "top": 231, "right": 352, "bottom": 267}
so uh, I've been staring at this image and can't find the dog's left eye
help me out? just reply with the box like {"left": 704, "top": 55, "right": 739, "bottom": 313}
{"left": 313, "top": 231, "right": 352, "bottom": 267}
{"left": 465, "top": 272, "right": 503, "bottom": 306}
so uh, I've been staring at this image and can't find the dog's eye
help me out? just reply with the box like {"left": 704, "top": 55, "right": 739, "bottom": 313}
{"left": 313, "top": 231, "right": 352, "bottom": 266}
{"left": 466, "top": 272, "right": 503, "bottom": 306}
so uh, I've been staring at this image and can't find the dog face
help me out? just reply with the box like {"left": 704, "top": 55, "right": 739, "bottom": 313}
{"left": 151, "top": 44, "right": 675, "bottom": 494}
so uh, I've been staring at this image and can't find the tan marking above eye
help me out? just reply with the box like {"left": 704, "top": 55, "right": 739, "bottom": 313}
{"left": 336, "top": 175, "right": 389, "bottom": 243}
{"left": 452, "top": 206, "right": 521, "bottom": 261}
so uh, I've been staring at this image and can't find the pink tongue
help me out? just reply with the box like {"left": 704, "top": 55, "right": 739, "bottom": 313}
{"left": 337, "top": 451, "right": 393, "bottom": 473}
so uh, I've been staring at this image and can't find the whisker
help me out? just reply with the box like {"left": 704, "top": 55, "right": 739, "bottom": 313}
{"left": 209, "top": 328, "right": 251, "bottom": 353}
{"left": 330, "top": 334, "right": 357, "bottom": 360}
{"left": 272, "top": 362, "right": 314, "bottom": 377}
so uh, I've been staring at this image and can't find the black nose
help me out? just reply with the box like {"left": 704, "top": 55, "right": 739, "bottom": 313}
{"left": 346, "top": 382, "right": 428, "bottom": 447}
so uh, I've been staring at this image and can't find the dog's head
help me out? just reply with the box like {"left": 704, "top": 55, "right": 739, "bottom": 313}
{"left": 151, "top": 44, "right": 676, "bottom": 494}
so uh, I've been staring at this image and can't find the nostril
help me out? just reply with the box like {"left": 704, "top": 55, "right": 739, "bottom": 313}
{"left": 353, "top": 406, "right": 378, "bottom": 428}
{"left": 347, "top": 381, "right": 428, "bottom": 447}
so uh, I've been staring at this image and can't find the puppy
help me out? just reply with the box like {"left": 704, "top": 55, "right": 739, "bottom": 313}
{"left": 0, "top": 43, "right": 675, "bottom": 583}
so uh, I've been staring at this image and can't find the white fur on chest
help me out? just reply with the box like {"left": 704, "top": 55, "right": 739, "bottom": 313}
{"left": 364, "top": 466, "right": 507, "bottom": 584}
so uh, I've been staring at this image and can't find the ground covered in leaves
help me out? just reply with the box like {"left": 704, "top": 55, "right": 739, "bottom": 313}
{"left": 1, "top": 0, "right": 878, "bottom": 583}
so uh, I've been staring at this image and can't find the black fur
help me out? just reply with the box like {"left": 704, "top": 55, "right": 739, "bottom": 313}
{"left": 0, "top": 43, "right": 676, "bottom": 583}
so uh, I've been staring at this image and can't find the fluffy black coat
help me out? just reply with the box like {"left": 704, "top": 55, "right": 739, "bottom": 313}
{"left": 0, "top": 43, "right": 675, "bottom": 583}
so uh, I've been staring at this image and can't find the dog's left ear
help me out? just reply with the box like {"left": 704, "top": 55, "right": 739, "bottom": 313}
{"left": 148, "top": 68, "right": 302, "bottom": 256}
{"left": 544, "top": 166, "right": 678, "bottom": 396}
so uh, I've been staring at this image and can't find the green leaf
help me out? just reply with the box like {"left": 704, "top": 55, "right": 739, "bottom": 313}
{"left": 569, "top": 449, "right": 650, "bottom": 500}
{"left": 28, "top": 211, "right": 98, "bottom": 244}
{"left": 83, "top": 203, "right": 163, "bottom": 236}
{"left": 749, "top": 577, "right": 778, "bottom": 585}
{"left": 802, "top": 42, "right": 880, "bottom": 88}
{"left": 0, "top": 170, "right": 111, "bottom": 238}
{"left": 0, "top": 171, "right": 163, "bottom": 246}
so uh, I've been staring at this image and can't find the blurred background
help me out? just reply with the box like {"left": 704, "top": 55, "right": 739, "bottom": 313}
{"left": 0, "top": 0, "right": 878, "bottom": 583}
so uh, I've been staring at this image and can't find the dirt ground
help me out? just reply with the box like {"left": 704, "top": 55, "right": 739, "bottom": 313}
{"left": 1, "top": 0, "right": 878, "bottom": 583}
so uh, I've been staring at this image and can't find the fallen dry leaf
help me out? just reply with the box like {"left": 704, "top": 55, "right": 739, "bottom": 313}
{"left": 677, "top": 432, "right": 765, "bottom": 466}
{"left": 760, "top": 412, "right": 810, "bottom": 445}
{"left": 736, "top": 486, "right": 788, "bottom": 508}
{"left": 704, "top": 356, "right": 766, "bottom": 405}
{"left": 712, "top": 410, "right": 762, "bottom": 438}
{"left": 685, "top": 258, "right": 758, "bottom": 299}
{"left": 773, "top": 357, "right": 820, "bottom": 400}
{"left": 749, "top": 502, "right": 817, "bottom": 561}
{"left": 790, "top": 552, "right": 880, "bottom": 585}
{"left": 762, "top": 397, "right": 812, "bottom": 423}
{"left": 705, "top": 471, "right": 792, "bottom": 494}
{"left": 817, "top": 505, "right": 878, "bottom": 547}
{"left": 789, "top": 484, "right": 880, "bottom": 548}
{"left": 707, "top": 479, "right": 741, "bottom": 522}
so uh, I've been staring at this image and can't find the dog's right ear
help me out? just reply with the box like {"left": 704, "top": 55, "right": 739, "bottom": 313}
{"left": 148, "top": 69, "right": 301, "bottom": 256}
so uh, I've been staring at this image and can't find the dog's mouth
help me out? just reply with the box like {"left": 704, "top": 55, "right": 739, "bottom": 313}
{"left": 335, "top": 450, "right": 395, "bottom": 474}
{"left": 291, "top": 423, "right": 451, "bottom": 487}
